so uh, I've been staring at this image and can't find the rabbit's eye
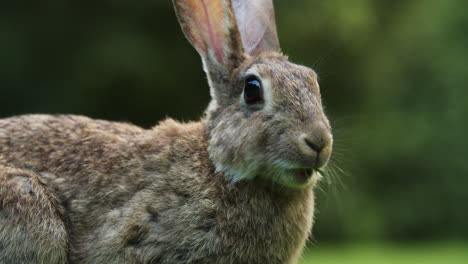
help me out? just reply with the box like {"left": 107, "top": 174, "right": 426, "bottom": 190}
{"left": 244, "top": 75, "right": 263, "bottom": 105}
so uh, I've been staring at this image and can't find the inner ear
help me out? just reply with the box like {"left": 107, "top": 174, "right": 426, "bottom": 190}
{"left": 173, "top": 0, "right": 246, "bottom": 102}
{"left": 232, "top": 0, "right": 281, "bottom": 55}
{"left": 173, "top": 0, "right": 244, "bottom": 68}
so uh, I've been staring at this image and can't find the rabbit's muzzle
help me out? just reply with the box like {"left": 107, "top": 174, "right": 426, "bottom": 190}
{"left": 297, "top": 120, "right": 333, "bottom": 170}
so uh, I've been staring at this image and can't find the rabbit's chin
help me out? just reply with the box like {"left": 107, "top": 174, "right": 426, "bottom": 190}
{"left": 213, "top": 160, "right": 321, "bottom": 188}
{"left": 269, "top": 168, "right": 321, "bottom": 189}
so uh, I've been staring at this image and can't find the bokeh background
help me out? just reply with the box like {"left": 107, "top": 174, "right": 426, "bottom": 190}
{"left": 1, "top": 0, "right": 467, "bottom": 263}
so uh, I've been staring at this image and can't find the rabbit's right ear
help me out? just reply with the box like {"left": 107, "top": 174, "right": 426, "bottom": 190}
{"left": 232, "top": 0, "right": 281, "bottom": 56}
{"left": 173, "top": 0, "right": 244, "bottom": 100}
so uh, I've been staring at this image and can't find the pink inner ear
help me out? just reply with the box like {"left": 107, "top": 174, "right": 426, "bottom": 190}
{"left": 232, "top": 0, "right": 279, "bottom": 55}
{"left": 233, "top": 1, "right": 265, "bottom": 54}
{"left": 178, "top": 0, "right": 227, "bottom": 64}
{"left": 199, "top": 0, "right": 224, "bottom": 64}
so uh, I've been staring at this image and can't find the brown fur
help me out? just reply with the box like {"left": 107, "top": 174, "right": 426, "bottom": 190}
{"left": 0, "top": 115, "right": 314, "bottom": 263}
{"left": 0, "top": 0, "right": 332, "bottom": 263}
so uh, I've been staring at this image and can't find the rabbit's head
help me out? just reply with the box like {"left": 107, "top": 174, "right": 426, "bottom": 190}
{"left": 174, "top": 0, "right": 332, "bottom": 188}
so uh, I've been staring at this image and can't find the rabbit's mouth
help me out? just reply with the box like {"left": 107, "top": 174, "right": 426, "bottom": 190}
{"left": 289, "top": 168, "right": 314, "bottom": 185}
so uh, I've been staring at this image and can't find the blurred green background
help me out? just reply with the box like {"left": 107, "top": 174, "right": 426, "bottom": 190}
{"left": 1, "top": 0, "right": 467, "bottom": 262}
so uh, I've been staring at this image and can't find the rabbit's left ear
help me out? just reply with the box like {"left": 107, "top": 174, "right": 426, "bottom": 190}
{"left": 173, "top": 0, "right": 244, "bottom": 100}
{"left": 232, "top": 0, "right": 281, "bottom": 56}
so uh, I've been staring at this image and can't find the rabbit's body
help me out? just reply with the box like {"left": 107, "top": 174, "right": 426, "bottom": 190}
{"left": 0, "top": 0, "right": 334, "bottom": 263}
{"left": 0, "top": 114, "right": 313, "bottom": 263}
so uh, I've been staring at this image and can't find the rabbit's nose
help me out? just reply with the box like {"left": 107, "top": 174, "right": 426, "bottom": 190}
{"left": 298, "top": 122, "right": 332, "bottom": 168}
{"left": 303, "top": 137, "right": 325, "bottom": 153}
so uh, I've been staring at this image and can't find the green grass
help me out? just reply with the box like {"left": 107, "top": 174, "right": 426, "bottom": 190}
{"left": 299, "top": 242, "right": 468, "bottom": 264}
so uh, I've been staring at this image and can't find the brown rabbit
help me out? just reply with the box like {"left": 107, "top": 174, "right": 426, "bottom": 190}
{"left": 0, "top": 0, "right": 333, "bottom": 263}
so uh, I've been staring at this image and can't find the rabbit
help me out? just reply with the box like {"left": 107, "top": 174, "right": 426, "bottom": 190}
{"left": 0, "top": 0, "right": 333, "bottom": 263}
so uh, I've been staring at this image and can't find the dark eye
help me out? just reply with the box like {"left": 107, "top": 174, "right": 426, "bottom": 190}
{"left": 243, "top": 75, "right": 263, "bottom": 105}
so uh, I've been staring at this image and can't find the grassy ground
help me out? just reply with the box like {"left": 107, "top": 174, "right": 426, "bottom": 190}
{"left": 299, "top": 242, "right": 468, "bottom": 264}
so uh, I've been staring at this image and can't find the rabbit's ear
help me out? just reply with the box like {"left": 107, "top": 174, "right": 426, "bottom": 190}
{"left": 173, "top": 0, "right": 244, "bottom": 85}
{"left": 232, "top": 0, "right": 280, "bottom": 56}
